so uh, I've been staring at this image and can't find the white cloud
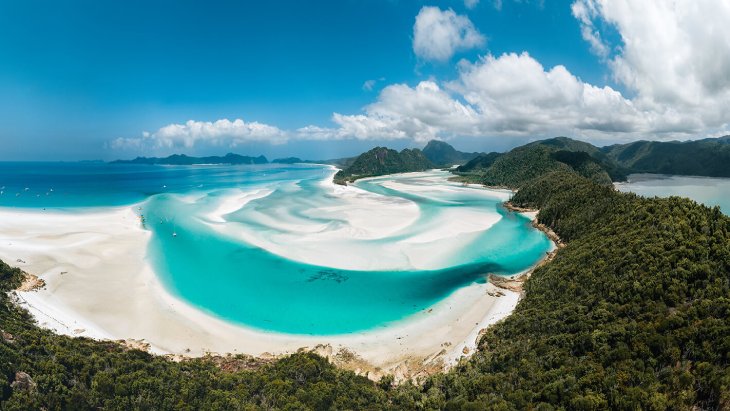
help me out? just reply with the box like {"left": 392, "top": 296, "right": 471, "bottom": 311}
{"left": 299, "top": 53, "right": 649, "bottom": 143}
{"left": 573, "top": 0, "right": 730, "bottom": 133}
{"left": 117, "top": 2, "right": 730, "bottom": 150}
{"left": 453, "top": 52, "right": 647, "bottom": 135}
{"left": 464, "top": 0, "right": 480, "bottom": 10}
{"left": 300, "top": 81, "right": 480, "bottom": 142}
{"left": 412, "top": 7, "right": 485, "bottom": 62}
{"left": 111, "top": 118, "right": 287, "bottom": 150}
{"left": 299, "top": 1, "right": 730, "bottom": 143}
{"left": 571, "top": 1, "right": 609, "bottom": 58}
{"left": 298, "top": 45, "right": 730, "bottom": 144}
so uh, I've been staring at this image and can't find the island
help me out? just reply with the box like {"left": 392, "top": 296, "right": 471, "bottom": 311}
{"left": 111, "top": 153, "right": 269, "bottom": 165}
{"left": 332, "top": 146, "right": 434, "bottom": 185}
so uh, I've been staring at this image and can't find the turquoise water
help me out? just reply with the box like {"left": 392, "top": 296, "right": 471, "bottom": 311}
{"left": 0, "top": 162, "right": 551, "bottom": 334}
{"left": 617, "top": 174, "right": 730, "bottom": 215}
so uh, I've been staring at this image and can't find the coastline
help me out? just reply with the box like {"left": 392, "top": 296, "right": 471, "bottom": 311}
{"left": 1, "top": 174, "right": 556, "bottom": 382}
{"left": 503, "top": 201, "right": 563, "bottom": 247}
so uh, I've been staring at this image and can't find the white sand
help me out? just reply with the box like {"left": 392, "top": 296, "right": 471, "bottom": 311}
{"left": 0, "top": 173, "right": 542, "bottom": 379}
{"left": 203, "top": 171, "right": 504, "bottom": 271}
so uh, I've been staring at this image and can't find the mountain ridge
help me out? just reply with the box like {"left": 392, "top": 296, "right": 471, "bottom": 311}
{"left": 111, "top": 153, "right": 268, "bottom": 165}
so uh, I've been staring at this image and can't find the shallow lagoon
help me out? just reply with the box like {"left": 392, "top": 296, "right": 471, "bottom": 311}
{"left": 0, "top": 163, "right": 552, "bottom": 334}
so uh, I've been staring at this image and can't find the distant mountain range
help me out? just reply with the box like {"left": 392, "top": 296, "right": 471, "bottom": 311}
{"left": 111, "top": 153, "right": 268, "bottom": 165}
{"left": 111, "top": 135, "right": 730, "bottom": 186}
{"left": 111, "top": 153, "right": 357, "bottom": 168}
{"left": 452, "top": 135, "right": 730, "bottom": 187}
{"left": 602, "top": 136, "right": 730, "bottom": 177}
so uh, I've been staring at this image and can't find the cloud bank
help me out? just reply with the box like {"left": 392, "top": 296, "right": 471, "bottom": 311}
{"left": 111, "top": 119, "right": 287, "bottom": 150}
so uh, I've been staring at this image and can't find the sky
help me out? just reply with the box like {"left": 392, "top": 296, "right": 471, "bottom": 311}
{"left": 0, "top": 0, "right": 729, "bottom": 161}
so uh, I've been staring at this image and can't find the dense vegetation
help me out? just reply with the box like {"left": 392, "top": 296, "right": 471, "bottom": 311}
{"left": 112, "top": 153, "right": 268, "bottom": 165}
{"left": 537, "top": 137, "right": 628, "bottom": 181}
{"left": 2, "top": 138, "right": 729, "bottom": 409}
{"left": 453, "top": 135, "right": 730, "bottom": 186}
{"left": 421, "top": 140, "right": 480, "bottom": 167}
{"left": 482, "top": 145, "right": 613, "bottom": 187}
{"left": 333, "top": 147, "right": 433, "bottom": 184}
{"left": 603, "top": 136, "right": 730, "bottom": 177}
{"left": 452, "top": 137, "right": 625, "bottom": 187}
{"left": 454, "top": 152, "right": 502, "bottom": 173}
{"left": 426, "top": 171, "right": 729, "bottom": 409}
{"left": 0, "top": 260, "right": 390, "bottom": 409}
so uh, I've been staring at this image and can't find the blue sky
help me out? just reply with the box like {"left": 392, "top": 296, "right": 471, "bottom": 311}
{"left": 1, "top": 0, "right": 728, "bottom": 160}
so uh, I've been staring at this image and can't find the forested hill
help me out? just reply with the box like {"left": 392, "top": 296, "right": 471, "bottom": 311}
{"left": 111, "top": 153, "right": 268, "bottom": 165}
{"left": 453, "top": 135, "right": 730, "bottom": 186}
{"left": 421, "top": 140, "right": 481, "bottom": 167}
{"left": 602, "top": 136, "right": 730, "bottom": 177}
{"left": 333, "top": 147, "right": 433, "bottom": 185}
{"left": 453, "top": 137, "right": 619, "bottom": 187}
{"left": 455, "top": 152, "right": 502, "bottom": 173}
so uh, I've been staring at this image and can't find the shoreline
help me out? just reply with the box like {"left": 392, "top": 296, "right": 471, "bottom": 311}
{"left": 1, "top": 174, "right": 556, "bottom": 382}
{"left": 503, "top": 201, "right": 564, "bottom": 247}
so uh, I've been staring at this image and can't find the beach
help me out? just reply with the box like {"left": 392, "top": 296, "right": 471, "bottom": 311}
{"left": 0, "top": 175, "right": 548, "bottom": 381}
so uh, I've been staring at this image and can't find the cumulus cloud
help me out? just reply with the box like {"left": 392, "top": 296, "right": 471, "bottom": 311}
{"left": 298, "top": 53, "right": 649, "bottom": 143}
{"left": 412, "top": 7, "right": 485, "bottom": 62}
{"left": 299, "top": 81, "right": 480, "bottom": 142}
{"left": 571, "top": 0, "right": 609, "bottom": 58}
{"left": 573, "top": 0, "right": 730, "bottom": 133}
{"left": 454, "top": 52, "right": 647, "bottom": 134}
{"left": 111, "top": 118, "right": 287, "bottom": 150}
{"left": 464, "top": 0, "right": 480, "bottom": 9}
{"left": 299, "top": 1, "right": 730, "bottom": 143}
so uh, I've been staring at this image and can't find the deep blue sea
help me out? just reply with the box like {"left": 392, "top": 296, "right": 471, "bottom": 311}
{"left": 0, "top": 162, "right": 552, "bottom": 334}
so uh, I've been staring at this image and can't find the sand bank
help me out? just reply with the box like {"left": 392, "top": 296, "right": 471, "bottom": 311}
{"left": 203, "top": 171, "right": 505, "bottom": 271}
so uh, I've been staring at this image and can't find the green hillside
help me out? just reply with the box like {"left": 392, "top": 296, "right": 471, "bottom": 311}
{"left": 333, "top": 147, "right": 433, "bottom": 184}
{"left": 452, "top": 137, "right": 638, "bottom": 187}
{"left": 603, "top": 137, "right": 730, "bottom": 177}
{"left": 454, "top": 152, "right": 502, "bottom": 173}
{"left": 421, "top": 140, "right": 480, "bottom": 167}
{"left": 526, "top": 137, "right": 629, "bottom": 181}
{"left": 480, "top": 144, "right": 613, "bottom": 187}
